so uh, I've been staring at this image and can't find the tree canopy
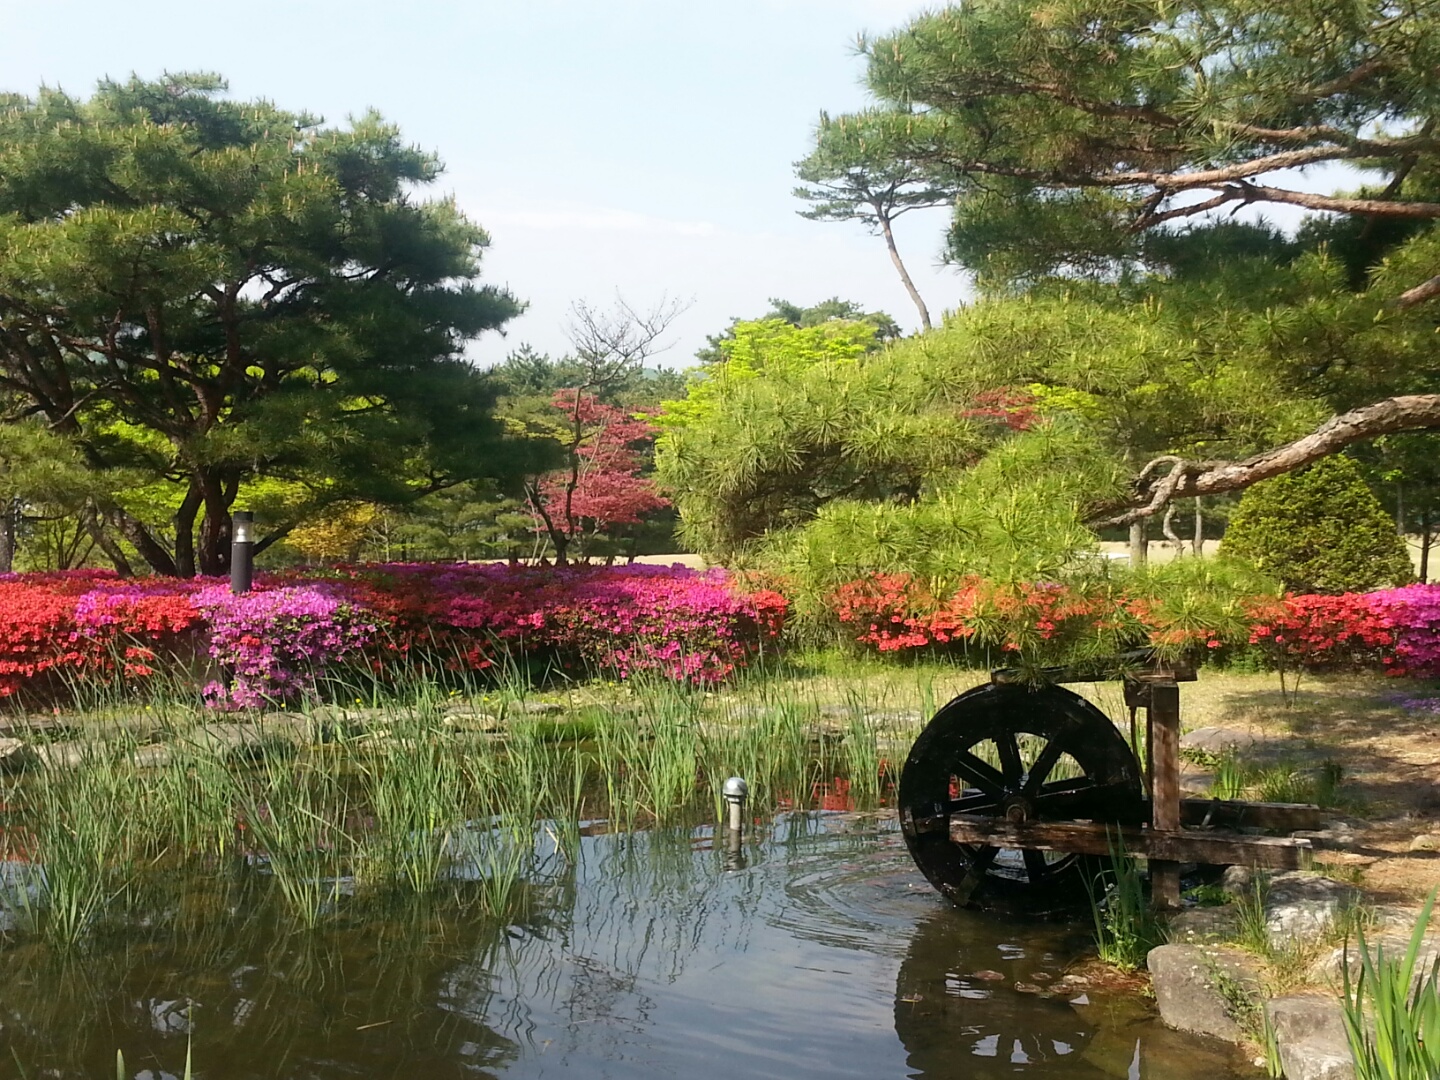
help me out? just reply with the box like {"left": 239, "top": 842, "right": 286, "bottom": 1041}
{"left": 795, "top": 0, "right": 1440, "bottom": 525}
{"left": 0, "top": 74, "right": 532, "bottom": 576}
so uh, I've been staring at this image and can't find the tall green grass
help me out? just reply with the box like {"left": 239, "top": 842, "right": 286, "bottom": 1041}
{"left": 1, "top": 660, "right": 926, "bottom": 945}
{"left": 1342, "top": 890, "right": 1440, "bottom": 1080}
{"left": 1088, "top": 837, "right": 1161, "bottom": 972}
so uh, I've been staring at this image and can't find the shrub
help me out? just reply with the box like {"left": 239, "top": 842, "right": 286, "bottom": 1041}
{"left": 1222, "top": 455, "right": 1414, "bottom": 594}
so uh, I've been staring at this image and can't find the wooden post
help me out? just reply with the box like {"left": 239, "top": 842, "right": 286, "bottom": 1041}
{"left": 1148, "top": 681, "right": 1182, "bottom": 910}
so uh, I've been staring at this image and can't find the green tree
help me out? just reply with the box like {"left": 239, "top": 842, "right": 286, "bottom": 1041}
{"left": 813, "top": 1, "right": 1440, "bottom": 525}
{"left": 0, "top": 75, "right": 531, "bottom": 577}
{"left": 695, "top": 297, "right": 901, "bottom": 366}
{"left": 1222, "top": 455, "right": 1414, "bottom": 593}
{"left": 793, "top": 110, "right": 954, "bottom": 328}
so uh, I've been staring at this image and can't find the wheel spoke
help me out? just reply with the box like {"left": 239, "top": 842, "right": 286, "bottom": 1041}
{"left": 951, "top": 751, "right": 1007, "bottom": 800}
{"left": 949, "top": 790, "right": 1000, "bottom": 815}
{"left": 1033, "top": 778, "right": 1136, "bottom": 821}
{"left": 947, "top": 844, "right": 1000, "bottom": 904}
{"left": 1022, "top": 848, "right": 1050, "bottom": 883}
{"left": 995, "top": 733, "right": 1024, "bottom": 786}
{"left": 1020, "top": 738, "right": 1066, "bottom": 797}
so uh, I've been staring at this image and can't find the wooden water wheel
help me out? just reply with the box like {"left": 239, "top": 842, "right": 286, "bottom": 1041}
{"left": 898, "top": 681, "right": 1146, "bottom": 916}
{"left": 899, "top": 655, "right": 1319, "bottom": 915}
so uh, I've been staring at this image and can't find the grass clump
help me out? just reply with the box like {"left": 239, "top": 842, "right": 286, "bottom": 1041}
{"left": 1089, "top": 839, "right": 1162, "bottom": 972}
{"left": 1341, "top": 889, "right": 1440, "bottom": 1080}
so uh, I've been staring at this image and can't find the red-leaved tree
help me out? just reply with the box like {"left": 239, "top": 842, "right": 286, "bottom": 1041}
{"left": 527, "top": 390, "right": 670, "bottom": 563}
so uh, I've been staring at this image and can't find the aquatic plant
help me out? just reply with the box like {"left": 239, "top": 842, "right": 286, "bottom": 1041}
{"left": 1341, "top": 890, "right": 1440, "bottom": 1080}
{"left": 1089, "top": 838, "right": 1160, "bottom": 972}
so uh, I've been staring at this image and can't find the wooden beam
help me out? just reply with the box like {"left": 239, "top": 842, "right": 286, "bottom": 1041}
{"left": 948, "top": 816, "right": 1314, "bottom": 870}
{"left": 1177, "top": 798, "right": 1324, "bottom": 832}
{"left": 1149, "top": 683, "right": 1183, "bottom": 908}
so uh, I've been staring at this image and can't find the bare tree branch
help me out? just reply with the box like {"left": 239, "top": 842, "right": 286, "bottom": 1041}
{"left": 1090, "top": 394, "right": 1440, "bottom": 528}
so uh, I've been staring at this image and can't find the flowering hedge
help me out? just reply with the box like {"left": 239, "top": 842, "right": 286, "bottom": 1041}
{"left": 831, "top": 572, "right": 1440, "bottom": 678}
{"left": 0, "top": 564, "right": 788, "bottom": 706}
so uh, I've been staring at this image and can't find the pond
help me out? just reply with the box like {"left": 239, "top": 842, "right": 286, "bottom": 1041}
{"left": 0, "top": 811, "right": 1258, "bottom": 1080}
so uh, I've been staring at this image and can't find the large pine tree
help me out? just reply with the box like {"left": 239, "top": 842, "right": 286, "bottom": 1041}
{"left": 0, "top": 75, "right": 533, "bottom": 576}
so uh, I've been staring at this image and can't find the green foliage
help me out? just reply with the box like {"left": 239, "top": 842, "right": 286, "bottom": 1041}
{"left": 1342, "top": 890, "right": 1440, "bottom": 1080}
{"left": 658, "top": 283, "right": 1306, "bottom": 611}
{"left": 1223, "top": 456, "right": 1415, "bottom": 594}
{"left": 0, "top": 74, "right": 530, "bottom": 576}
{"left": 696, "top": 298, "right": 900, "bottom": 365}
{"left": 847, "top": 1, "right": 1440, "bottom": 295}
{"left": 1089, "top": 838, "right": 1161, "bottom": 972}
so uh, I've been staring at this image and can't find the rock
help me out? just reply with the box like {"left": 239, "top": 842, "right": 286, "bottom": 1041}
{"left": 1292, "top": 828, "right": 1360, "bottom": 850}
{"left": 129, "top": 744, "right": 173, "bottom": 769}
{"left": 1266, "top": 994, "right": 1354, "bottom": 1080}
{"left": 442, "top": 712, "right": 502, "bottom": 733}
{"left": 1181, "top": 727, "right": 1270, "bottom": 754}
{"left": 179, "top": 721, "right": 301, "bottom": 761}
{"left": 1222, "top": 864, "right": 1269, "bottom": 898}
{"left": 507, "top": 701, "right": 563, "bottom": 717}
{"left": 1313, "top": 852, "right": 1377, "bottom": 870}
{"left": 1148, "top": 943, "right": 1264, "bottom": 1044}
{"left": 1167, "top": 905, "right": 1240, "bottom": 943}
{"left": 1264, "top": 872, "right": 1362, "bottom": 948}
{"left": 1309, "top": 928, "right": 1440, "bottom": 991}
{"left": 1408, "top": 832, "right": 1440, "bottom": 852}
{"left": 32, "top": 742, "right": 91, "bottom": 770}
{"left": 0, "top": 736, "right": 29, "bottom": 772}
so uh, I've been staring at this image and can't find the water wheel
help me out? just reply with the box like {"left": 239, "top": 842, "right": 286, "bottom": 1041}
{"left": 899, "top": 681, "right": 1145, "bottom": 916}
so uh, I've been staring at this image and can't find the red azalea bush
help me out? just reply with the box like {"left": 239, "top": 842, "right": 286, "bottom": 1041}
{"left": 831, "top": 574, "right": 1148, "bottom": 658}
{"left": 830, "top": 572, "right": 1440, "bottom": 677}
{"left": 1244, "top": 592, "right": 1397, "bottom": 674}
{"left": 0, "top": 564, "right": 788, "bottom": 704}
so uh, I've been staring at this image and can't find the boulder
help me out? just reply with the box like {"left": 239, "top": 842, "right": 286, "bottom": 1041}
{"left": 1222, "top": 864, "right": 1269, "bottom": 899}
{"left": 1147, "top": 943, "right": 1263, "bottom": 1044}
{"left": 1309, "top": 926, "right": 1440, "bottom": 992}
{"left": 0, "top": 736, "right": 29, "bottom": 772}
{"left": 1264, "top": 872, "right": 1362, "bottom": 949}
{"left": 1180, "top": 727, "right": 1270, "bottom": 754}
{"left": 506, "top": 700, "right": 564, "bottom": 717}
{"left": 1408, "top": 833, "right": 1440, "bottom": 853}
{"left": 1265, "top": 994, "right": 1353, "bottom": 1080}
{"left": 1166, "top": 905, "right": 1240, "bottom": 944}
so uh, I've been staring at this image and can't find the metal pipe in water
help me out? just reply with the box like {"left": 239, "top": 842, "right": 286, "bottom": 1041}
{"left": 721, "top": 776, "right": 748, "bottom": 871}
{"left": 722, "top": 775, "right": 748, "bottom": 833}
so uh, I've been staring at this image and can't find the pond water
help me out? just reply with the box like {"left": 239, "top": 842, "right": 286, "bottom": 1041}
{"left": 0, "top": 812, "right": 1257, "bottom": 1080}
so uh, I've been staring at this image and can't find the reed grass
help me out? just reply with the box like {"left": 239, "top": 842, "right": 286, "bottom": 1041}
{"left": 1, "top": 657, "right": 948, "bottom": 945}
{"left": 1088, "top": 836, "right": 1161, "bottom": 972}
{"left": 1341, "top": 889, "right": 1440, "bottom": 1080}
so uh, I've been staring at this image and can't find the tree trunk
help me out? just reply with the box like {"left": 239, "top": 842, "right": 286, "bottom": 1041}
{"left": 1396, "top": 483, "right": 1406, "bottom": 535}
{"left": 1162, "top": 503, "right": 1182, "bottom": 554}
{"left": 1129, "top": 520, "right": 1148, "bottom": 567}
{"left": 1421, "top": 507, "right": 1432, "bottom": 584}
{"left": 1191, "top": 496, "right": 1204, "bottom": 557}
{"left": 0, "top": 498, "right": 15, "bottom": 573}
{"left": 82, "top": 502, "right": 135, "bottom": 577}
{"left": 173, "top": 482, "right": 204, "bottom": 578}
{"left": 878, "top": 211, "right": 932, "bottom": 331}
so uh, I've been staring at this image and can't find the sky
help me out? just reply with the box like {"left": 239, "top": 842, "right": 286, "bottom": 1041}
{"left": 0, "top": 0, "right": 964, "bottom": 370}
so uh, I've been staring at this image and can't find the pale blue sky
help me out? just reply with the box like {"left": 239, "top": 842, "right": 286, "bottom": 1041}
{"left": 0, "top": 0, "right": 961, "bottom": 368}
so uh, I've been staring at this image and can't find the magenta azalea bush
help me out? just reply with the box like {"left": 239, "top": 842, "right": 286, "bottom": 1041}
{"left": 1368, "top": 583, "right": 1440, "bottom": 677}
{"left": 0, "top": 564, "right": 789, "bottom": 706}
{"left": 193, "top": 584, "right": 378, "bottom": 709}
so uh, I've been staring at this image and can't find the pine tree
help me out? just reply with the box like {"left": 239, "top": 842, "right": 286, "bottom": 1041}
{"left": 1222, "top": 455, "right": 1415, "bottom": 594}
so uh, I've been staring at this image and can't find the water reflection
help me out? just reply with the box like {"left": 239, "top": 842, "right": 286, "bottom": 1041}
{"left": 0, "top": 813, "right": 1256, "bottom": 1080}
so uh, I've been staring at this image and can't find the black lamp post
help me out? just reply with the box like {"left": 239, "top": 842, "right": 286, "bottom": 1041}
{"left": 230, "top": 511, "right": 254, "bottom": 594}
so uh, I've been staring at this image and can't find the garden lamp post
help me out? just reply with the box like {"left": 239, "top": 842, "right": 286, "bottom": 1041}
{"left": 230, "top": 511, "right": 254, "bottom": 595}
